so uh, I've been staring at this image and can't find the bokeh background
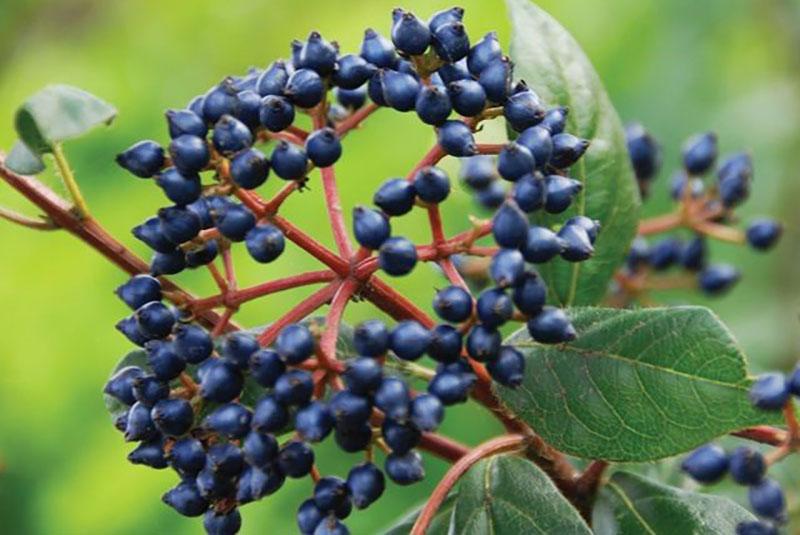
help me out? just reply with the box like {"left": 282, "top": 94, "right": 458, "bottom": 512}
{"left": 1, "top": 0, "right": 799, "bottom": 533}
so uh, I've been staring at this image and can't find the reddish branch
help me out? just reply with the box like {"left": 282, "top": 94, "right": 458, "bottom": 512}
{"left": 335, "top": 102, "right": 380, "bottom": 137}
{"left": 256, "top": 282, "right": 339, "bottom": 346}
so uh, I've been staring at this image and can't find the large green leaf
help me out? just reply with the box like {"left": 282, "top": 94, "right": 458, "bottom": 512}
{"left": 495, "top": 307, "right": 778, "bottom": 461}
{"left": 14, "top": 84, "right": 116, "bottom": 154}
{"left": 593, "top": 471, "right": 756, "bottom": 534}
{"left": 381, "top": 493, "right": 457, "bottom": 535}
{"left": 5, "top": 140, "right": 45, "bottom": 175}
{"left": 451, "top": 455, "right": 591, "bottom": 534}
{"left": 506, "top": 0, "right": 640, "bottom": 306}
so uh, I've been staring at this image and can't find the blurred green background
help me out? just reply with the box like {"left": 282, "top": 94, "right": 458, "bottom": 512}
{"left": 1, "top": 0, "right": 799, "bottom": 533}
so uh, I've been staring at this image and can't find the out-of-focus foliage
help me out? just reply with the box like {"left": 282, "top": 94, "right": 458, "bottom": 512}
{"left": 0, "top": 0, "right": 798, "bottom": 533}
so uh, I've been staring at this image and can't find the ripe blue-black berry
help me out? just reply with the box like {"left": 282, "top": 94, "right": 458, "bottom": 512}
{"left": 259, "top": 95, "right": 295, "bottom": 133}
{"left": 391, "top": 9, "right": 431, "bottom": 55}
{"left": 204, "top": 402, "right": 252, "bottom": 439}
{"left": 313, "top": 476, "right": 350, "bottom": 513}
{"left": 550, "top": 133, "right": 589, "bottom": 169}
{"left": 492, "top": 201, "right": 528, "bottom": 248}
{"left": 490, "top": 249, "right": 524, "bottom": 288}
{"left": 527, "top": 306, "right": 576, "bottom": 344}
{"left": 132, "top": 375, "right": 169, "bottom": 406}
{"left": 543, "top": 175, "right": 582, "bottom": 214}
{"left": 447, "top": 79, "right": 486, "bottom": 117}
{"left": 212, "top": 115, "right": 252, "bottom": 155}
{"left": 347, "top": 463, "right": 385, "bottom": 509}
{"left": 540, "top": 106, "right": 568, "bottom": 134}
{"left": 479, "top": 56, "right": 513, "bottom": 104}
{"left": 477, "top": 181, "right": 505, "bottom": 208}
{"left": 373, "top": 178, "right": 416, "bottom": 216}
{"left": 166, "top": 109, "right": 207, "bottom": 139}
{"left": 522, "top": 226, "right": 564, "bottom": 263}
{"left": 382, "top": 419, "right": 421, "bottom": 454}
{"left": 353, "top": 319, "right": 389, "bottom": 357}
{"left": 336, "top": 87, "right": 367, "bottom": 110}
{"left": 252, "top": 394, "right": 289, "bottom": 433}
{"left": 698, "top": 264, "right": 740, "bottom": 295}
{"left": 150, "top": 249, "right": 187, "bottom": 276}
{"left": 306, "top": 128, "right": 342, "bottom": 167}
{"left": 285, "top": 68, "right": 325, "bottom": 108}
{"left": 429, "top": 371, "right": 471, "bottom": 405}
{"left": 333, "top": 54, "right": 376, "bottom": 89}
{"left": 353, "top": 206, "right": 391, "bottom": 250}
{"left": 270, "top": 141, "right": 308, "bottom": 181}
{"left": 466, "top": 324, "right": 501, "bottom": 361}
{"left": 679, "top": 236, "right": 706, "bottom": 271}
{"left": 517, "top": 125, "right": 553, "bottom": 169}
{"left": 467, "top": 31, "right": 501, "bottom": 75}
{"left": 413, "top": 166, "right": 450, "bottom": 203}
{"left": 154, "top": 169, "right": 203, "bottom": 213}
{"left": 385, "top": 451, "right": 425, "bottom": 485}
{"left": 245, "top": 223, "right": 285, "bottom": 263}
{"left": 748, "top": 479, "right": 786, "bottom": 520}
{"left": 381, "top": 70, "right": 421, "bottom": 112}
{"left": 329, "top": 391, "right": 371, "bottom": 427}
{"left": 169, "top": 437, "right": 207, "bottom": 476}
{"left": 135, "top": 301, "right": 175, "bottom": 338}
{"left": 237, "top": 464, "right": 284, "bottom": 504}
{"left": 410, "top": 393, "right": 444, "bottom": 431}
{"left": 314, "top": 517, "right": 350, "bottom": 535}
{"left": 278, "top": 440, "right": 315, "bottom": 478}
{"left": 116, "top": 275, "right": 161, "bottom": 310}
{"left": 746, "top": 219, "right": 782, "bottom": 251}
{"left": 367, "top": 71, "right": 388, "bottom": 106}
{"left": 206, "top": 442, "right": 245, "bottom": 476}
{"left": 432, "top": 21, "right": 469, "bottom": 62}
{"left": 256, "top": 60, "right": 290, "bottom": 96}
{"left": 459, "top": 154, "right": 497, "bottom": 190}
{"left": 158, "top": 206, "right": 201, "bottom": 244}
{"left": 565, "top": 215, "right": 600, "bottom": 243}
{"left": 203, "top": 509, "right": 241, "bottom": 535}
{"left": 169, "top": 135, "right": 209, "bottom": 176}
{"left": 497, "top": 142, "right": 535, "bottom": 181}
{"left": 221, "top": 332, "right": 260, "bottom": 369}
{"left": 375, "top": 377, "right": 411, "bottom": 421}
{"left": 378, "top": 236, "right": 418, "bottom": 276}
{"left": 343, "top": 357, "right": 384, "bottom": 395}
{"left": 275, "top": 323, "right": 315, "bottom": 364}
{"left": 504, "top": 84, "right": 545, "bottom": 132}
{"left": 648, "top": 237, "right": 681, "bottom": 271}
{"left": 298, "top": 31, "right": 338, "bottom": 75}
{"left": 128, "top": 437, "right": 168, "bottom": 468}
{"left": 360, "top": 28, "right": 396, "bottom": 68}
{"left": 389, "top": 320, "right": 431, "bottom": 360}
{"left": 242, "top": 431, "right": 278, "bottom": 468}
{"left": 683, "top": 132, "right": 717, "bottom": 175}
{"left": 116, "top": 140, "right": 165, "bottom": 178}
{"left": 202, "top": 80, "right": 238, "bottom": 123}
{"left": 749, "top": 372, "right": 790, "bottom": 410}
{"left": 729, "top": 446, "right": 766, "bottom": 486}
{"left": 116, "top": 315, "right": 151, "bottom": 346}
{"left": 512, "top": 174, "right": 545, "bottom": 212}
{"left": 151, "top": 397, "right": 194, "bottom": 436}
{"left": 198, "top": 358, "right": 244, "bottom": 403}
{"left": 735, "top": 521, "right": 779, "bottom": 535}
{"left": 215, "top": 203, "right": 256, "bottom": 242}
{"left": 558, "top": 224, "right": 594, "bottom": 262}
{"left": 295, "top": 401, "right": 335, "bottom": 442}
{"left": 173, "top": 324, "right": 213, "bottom": 364}
{"left": 162, "top": 480, "right": 209, "bottom": 517}
{"left": 681, "top": 444, "right": 729, "bottom": 483}
{"left": 335, "top": 423, "right": 373, "bottom": 453}
{"left": 625, "top": 122, "right": 661, "bottom": 182}
{"left": 433, "top": 285, "right": 473, "bottom": 323}
{"left": 124, "top": 401, "right": 157, "bottom": 441}
{"left": 512, "top": 271, "right": 547, "bottom": 316}
{"left": 133, "top": 216, "right": 178, "bottom": 253}
{"left": 297, "top": 499, "right": 325, "bottom": 534}
{"left": 185, "top": 240, "right": 218, "bottom": 268}
{"left": 274, "top": 369, "right": 314, "bottom": 406}
{"left": 488, "top": 346, "right": 525, "bottom": 387}
{"left": 415, "top": 85, "right": 452, "bottom": 126}
{"left": 427, "top": 324, "right": 463, "bottom": 363}
{"left": 146, "top": 340, "right": 185, "bottom": 380}
{"left": 476, "top": 288, "right": 513, "bottom": 328}
{"left": 105, "top": 366, "right": 145, "bottom": 406}
{"left": 230, "top": 148, "right": 269, "bottom": 189}
{"left": 437, "top": 120, "right": 477, "bottom": 156}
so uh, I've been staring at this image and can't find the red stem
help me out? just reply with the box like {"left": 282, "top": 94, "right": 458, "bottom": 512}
{"left": 335, "top": 103, "right": 380, "bottom": 137}
{"left": 256, "top": 281, "right": 339, "bottom": 346}
{"left": 262, "top": 181, "right": 299, "bottom": 214}
{"left": 361, "top": 277, "right": 436, "bottom": 328}
{"left": 475, "top": 143, "right": 504, "bottom": 155}
{"left": 406, "top": 144, "right": 446, "bottom": 180}
{"left": 418, "top": 432, "right": 470, "bottom": 463}
{"left": 318, "top": 278, "right": 359, "bottom": 372}
{"left": 410, "top": 434, "right": 527, "bottom": 535}
{"left": 320, "top": 165, "right": 353, "bottom": 258}
{"left": 271, "top": 215, "right": 350, "bottom": 276}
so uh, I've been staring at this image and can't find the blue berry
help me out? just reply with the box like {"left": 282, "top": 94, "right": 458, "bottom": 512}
{"left": 736, "top": 521, "right": 779, "bottom": 535}
{"left": 245, "top": 223, "right": 285, "bottom": 263}
{"left": 391, "top": 9, "right": 431, "bottom": 55}
{"left": 185, "top": 240, "right": 219, "bottom": 268}
{"left": 385, "top": 450, "right": 425, "bottom": 485}
{"left": 415, "top": 85, "right": 452, "bottom": 126}
{"left": 488, "top": 346, "right": 525, "bottom": 387}
{"left": 527, "top": 307, "right": 576, "bottom": 344}
{"left": 379, "top": 236, "right": 418, "bottom": 276}
{"left": 104, "top": 366, "right": 145, "bottom": 406}
{"left": 788, "top": 364, "right": 800, "bottom": 396}
{"left": 162, "top": 480, "right": 209, "bottom": 517}
{"left": 116, "top": 274, "right": 161, "bottom": 310}
{"left": 329, "top": 391, "right": 371, "bottom": 427}
{"left": 205, "top": 402, "right": 252, "bottom": 439}
{"left": 212, "top": 115, "right": 252, "bottom": 154}
{"left": 649, "top": 237, "right": 681, "bottom": 270}
{"left": 237, "top": 465, "right": 284, "bottom": 504}
{"left": 215, "top": 203, "right": 256, "bottom": 242}
{"left": 680, "top": 236, "right": 706, "bottom": 271}
{"left": 202, "top": 80, "right": 238, "bottom": 123}
{"left": 151, "top": 397, "right": 194, "bottom": 436}
{"left": 353, "top": 320, "right": 389, "bottom": 357}
{"left": 230, "top": 148, "right": 269, "bottom": 189}
{"left": 314, "top": 517, "right": 350, "bottom": 535}
{"left": 381, "top": 70, "right": 421, "bottom": 112}
{"left": 336, "top": 87, "right": 367, "bottom": 110}
{"left": 558, "top": 224, "right": 594, "bottom": 262}
{"left": 432, "top": 22, "right": 470, "bottom": 63}
{"left": 467, "top": 31, "right": 502, "bottom": 75}
{"left": 719, "top": 172, "right": 751, "bottom": 208}
{"left": 206, "top": 442, "right": 245, "bottom": 476}
{"left": 427, "top": 324, "right": 463, "bottom": 363}
{"left": 492, "top": 201, "right": 528, "bottom": 248}
{"left": 132, "top": 375, "right": 169, "bottom": 406}
{"left": 347, "top": 463, "right": 385, "bottom": 509}
{"left": 681, "top": 444, "right": 729, "bottom": 483}
{"left": 335, "top": 423, "right": 373, "bottom": 453}
{"left": 286, "top": 68, "right": 325, "bottom": 108}
{"left": 433, "top": 286, "right": 473, "bottom": 323}
{"left": 413, "top": 166, "right": 450, "bottom": 203}
{"left": 271, "top": 141, "right": 308, "bottom": 181}
{"left": 158, "top": 206, "right": 201, "bottom": 244}
{"left": 296, "top": 401, "right": 335, "bottom": 442}
{"left": 698, "top": 264, "right": 740, "bottom": 295}
{"left": 360, "top": 28, "right": 397, "bottom": 67}
{"left": 410, "top": 393, "right": 444, "bottom": 431}
{"left": 334, "top": 54, "right": 376, "bottom": 89}
{"left": 116, "top": 315, "right": 151, "bottom": 346}
{"left": 306, "top": 128, "right": 342, "bottom": 167}
{"left": 168, "top": 135, "right": 209, "bottom": 176}
{"left": 551, "top": 133, "right": 590, "bottom": 169}
{"left": 382, "top": 419, "right": 421, "bottom": 454}
{"left": 540, "top": 106, "right": 568, "bottom": 135}
{"left": 447, "top": 79, "right": 486, "bottom": 117}
{"left": 242, "top": 431, "right": 278, "bottom": 468}
{"left": 466, "top": 324, "right": 501, "bottom": 361}
{"left": 353, "top": 206, "right": 391, "bottom": 250}
{"left": 256, "top": 60, "right": 290, "bottom": 96}
{"left": 297, "top": 499, "right": 326, "bottom": 534}
{"left": 195, "top": 464, "right": 235, "bottom": 499}
{"left": 475, "top": 180, "right": 507, "bottom": 209}
{"left": 203, "top": 509, "right": 241, "bottom": 535}
{"left": 270, "top": 367, "right": 314, "bottom": 406}
{"left": 682, "top": 132, "right": 717, "bottom": 175}
{"left": 367, "top": 71, "right": 388, "bottom": 106}
{"left": 746, "top": 219, "right": 782, "bottom": 251}
{"left": 543, "top": 175, "right": 582, "bottom": 213}
{"left": 748, "top": 479, "right": 786, "bottom": 520}
{"left": 729, "top": 447, "right": 766, "bottom": 486}
{"left": 522, "top": 226, "right": 564, "bottom": 263}
{"left": 146, "top": 340, "right": 185, "bottom": 380}
{"left": 278, "top": 440, "right": 315, "bottom": 478}
{"left": 512, "top": 174, "right": 545, "bottom": 212}
{"left": 124, "top": 401, "right": 157, "bottom": 441}
{"left": 437, "top": 120, "right": 477, "bottom": 156}
{"left": 168, "top": 437, "right": 206, "bottom": 476}
{"left": 116, "top": 140, "right": 165, "bottom": 178}
{"left": 150, "top": 249, "right": 187, "bottom": 276}
{"left": 259, "top": 95, "right": 296, "bottom": 132}
{"left": 133, "top": 216, "right": 177, "bottom": 253}
{"left": 512, "top": 272, "right": 547, "bottom": 316}
{"left": 343, "top": 357, "right": 384, "bottom": 395}
{"left": 375, "top": 377, "right": 411, "bottom": 421}
{"left": 276, "top": 323, "right": 315, "bottom": 364}
{"left": 428, "top": 370, "right": 471, "bottom": 405}
{"left": 128, "top": 437, "right": 168, "bottom": 468}
{"left": 625, "top": 122, "right": 661, "bottom": 182}
{"left": 390, "top": 320, "right": 431, "bottom": 360}
{"left": 173, "top": 324, "right": 213, "bottom": 364}
{"left": 497, "top": 142, "right": 535, "bottom": 181}
{"left": 252, "top": 394, "right": 289, "bottom": 433}
{"left": 298, "top": 31, "right": 338, "bottom": 75}
{"left": 221, "top": 332, "right": 260, "bottom": 369}
{"left": 479, "top": 57, "right": 513, "bottom": 104}
{"left": 314, "top": 476, "right": 350, "bottom": 513}
{"left": 135, "top": 301, "right": 175, "bottom": 338}
{"left": 459, "top": 155, "right": 497, "bottom": 190}
{"left": 517, "top": 127, "right": 553, "bottom": 171}
{"left": 373, "top": 178, "right": 416, "bottom": 216}
{"left": 476, "top": 288, "right": 513, "bottom": 328}
{"left": 198, "top": 358, "right": 244, "bottom": 403}
{"left": 504, "top": 84, "right": 545, "bottom": 132}
{"left": 749, "top": 372, "right": 790, "bottom": 411}
{"left": 166, "top": 108, "right": 207, "bottom": 139}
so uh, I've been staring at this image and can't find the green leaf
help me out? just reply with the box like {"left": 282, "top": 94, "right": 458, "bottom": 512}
{"left": 451, "top": 455, "right": 591, "bottom": 534}
{"left": 495, "top": 306, "right": 779, "bottom": 461}
{"left": 5, "top": 140, "right": 45, "bottom": 175}
{"left": 381, "top": 493, "right": 457, "bottom": 535}
{"left": 14, "top": 84, "right": 116, "bottom": 154}
{"left": 593, "top": 471, "right": 756, "bottom": 534}
{"left": 506, "top": 0, "right": 640, "bottom": 306}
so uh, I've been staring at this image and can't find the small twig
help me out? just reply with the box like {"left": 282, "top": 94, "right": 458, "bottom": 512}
{"left": 52, "top": 143, "right": 91, "bottom": 218}
{"left": 0, "top": 206, "right": 58, "bottom": 230}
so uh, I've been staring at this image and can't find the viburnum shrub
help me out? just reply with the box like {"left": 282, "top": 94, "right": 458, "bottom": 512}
{"left": 0, "top": 1, "right": 794, "bottom": 534}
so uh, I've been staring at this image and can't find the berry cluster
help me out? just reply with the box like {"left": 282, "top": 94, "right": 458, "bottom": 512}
{"left": 616, "top": 126, "right": 782, "bottom": 301}
{"left": 108, "top": 6, "right": 593, "bottom": 534}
